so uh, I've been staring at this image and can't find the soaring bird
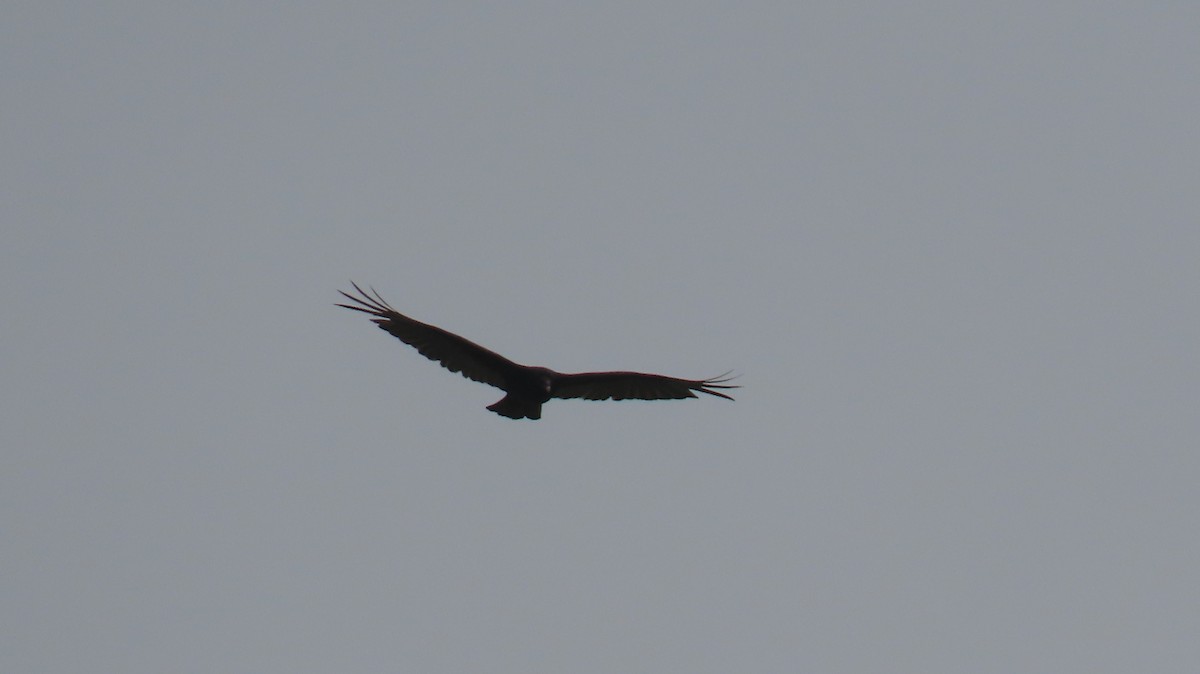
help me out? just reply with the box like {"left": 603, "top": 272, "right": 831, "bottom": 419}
{"left": 337, "top": 283, "right": 738, "bottom": 420}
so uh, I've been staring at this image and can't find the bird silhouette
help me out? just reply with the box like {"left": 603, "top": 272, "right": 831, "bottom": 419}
{"left": 337, "top": 283, "right": 738, "bottom": 420}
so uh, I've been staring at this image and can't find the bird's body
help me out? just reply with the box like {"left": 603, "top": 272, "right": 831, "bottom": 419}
{"left": 485, "top": 366, "right": 555, "bottom": 420}
{"left": 337, "top": 283, "right": 738, "bottom": 420}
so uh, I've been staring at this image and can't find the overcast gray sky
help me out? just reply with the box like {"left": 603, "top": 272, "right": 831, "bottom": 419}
{"left": 4, "top": 3, "right": 1198, "bottom": 672}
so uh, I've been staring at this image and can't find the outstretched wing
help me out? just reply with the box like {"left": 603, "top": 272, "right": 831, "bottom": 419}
{"left": 552, "top": 371, "right": 739, "bottom": 402}
{"left": 337, "top": 282, "right": 518, "bottom": 390}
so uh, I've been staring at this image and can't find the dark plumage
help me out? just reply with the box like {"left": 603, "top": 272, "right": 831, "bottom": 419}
{"left": 337, "top": 283, "right": 738, "bottom": 420}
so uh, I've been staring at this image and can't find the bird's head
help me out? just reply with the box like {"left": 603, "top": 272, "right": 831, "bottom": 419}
{"left": 528, "top": 366, "right": 556, "bottom": 396}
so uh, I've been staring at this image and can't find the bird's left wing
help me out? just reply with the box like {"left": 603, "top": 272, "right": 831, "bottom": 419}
{"left": 552, "top": 371, "right": 739, "bottom": 401}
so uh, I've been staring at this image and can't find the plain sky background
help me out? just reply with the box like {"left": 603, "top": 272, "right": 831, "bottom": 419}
{"left": 3, "top": 3, "right": 1198, "bottom": 672}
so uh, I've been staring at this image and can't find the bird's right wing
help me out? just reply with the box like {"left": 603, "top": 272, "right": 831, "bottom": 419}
{"left": 552, "top": 371, "right": 739, "bottom": 401}
{"left": 337, "top": 283, "right": 518, "bottom": 390}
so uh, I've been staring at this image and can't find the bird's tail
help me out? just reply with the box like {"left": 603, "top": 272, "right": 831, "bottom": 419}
{"left": 487, "top": 394, "right": 542, "bottom": 420}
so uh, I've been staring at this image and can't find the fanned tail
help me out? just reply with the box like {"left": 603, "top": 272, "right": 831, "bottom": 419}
{"left": 486, "top": 394, "right": 542, "bottom": 420}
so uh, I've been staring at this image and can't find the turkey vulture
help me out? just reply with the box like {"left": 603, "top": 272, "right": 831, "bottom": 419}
{"left": 337, "top": 283, "right": 738, "bottom": 420}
